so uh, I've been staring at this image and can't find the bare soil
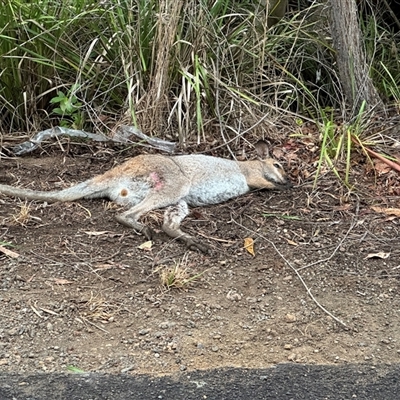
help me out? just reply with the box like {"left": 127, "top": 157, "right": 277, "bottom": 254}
{"left": 0, "top": 142, "right": 399, "bottom": 375}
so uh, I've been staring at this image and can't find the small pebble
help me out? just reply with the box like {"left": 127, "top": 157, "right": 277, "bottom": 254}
{"left": 285, "top": 314, "right": 297, "bottom": 323}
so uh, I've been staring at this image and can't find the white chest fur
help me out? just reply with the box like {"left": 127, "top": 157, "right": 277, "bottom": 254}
{"left": 173, "top": 155, "right": 249, "bottom": 206}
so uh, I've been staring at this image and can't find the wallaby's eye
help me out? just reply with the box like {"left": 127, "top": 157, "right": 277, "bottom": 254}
{"left": 273, "top": 163, "right": 281, "bottom": 169}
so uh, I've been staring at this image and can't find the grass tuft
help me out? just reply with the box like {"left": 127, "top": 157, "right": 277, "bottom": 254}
{"left": 156, "top": 261, "right": 203, "bottom": 291}
{"left": 11, "top": 202, "right": 33, "bottom": 226}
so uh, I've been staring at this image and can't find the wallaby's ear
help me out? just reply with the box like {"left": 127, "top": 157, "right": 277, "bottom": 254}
{"left": 254, "top": 140, "right": 270, "bottom": 160}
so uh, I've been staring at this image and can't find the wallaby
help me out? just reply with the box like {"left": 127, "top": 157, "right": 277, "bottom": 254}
{"left": 0, "top": 140, "right": 292, "bottom": 252}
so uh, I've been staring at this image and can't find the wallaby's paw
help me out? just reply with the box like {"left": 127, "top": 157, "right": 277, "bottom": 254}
{"left": 141, "top": 226, "right": 155, "bottom": 240}
{"left": 185, "top": 239, "right": 209, "bottom": 254}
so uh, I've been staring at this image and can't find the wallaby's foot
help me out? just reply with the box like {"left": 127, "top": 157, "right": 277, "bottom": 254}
{"left": 114, "top": 214, "right": 155, "bottom": 240}
{"left": 183, "top": 238, "right": 209, "bottom": 254}
{"left": 140, "top": 226, "right": 155, "bottom": 240}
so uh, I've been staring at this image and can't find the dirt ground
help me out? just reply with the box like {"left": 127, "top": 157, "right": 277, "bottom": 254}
{"left": 0, "top": 140, "right": 399, "bottom": 376}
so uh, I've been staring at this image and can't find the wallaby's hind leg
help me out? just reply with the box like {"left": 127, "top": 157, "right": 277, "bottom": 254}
{"left": 115, "top": 198, "right": 169, "bottom": 240}
{"left": 114, "top": 183, "right": 192, "bottom": 241}
{"left": 162, "top": 200, "right": 209, "bottom": 253}
{"left": 115, "top": 211, "right": 154, "bottom": 240}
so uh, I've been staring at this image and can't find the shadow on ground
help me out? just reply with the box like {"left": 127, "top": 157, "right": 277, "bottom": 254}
{"left": 1, "top": 364, "right": 399, "bottom": 400}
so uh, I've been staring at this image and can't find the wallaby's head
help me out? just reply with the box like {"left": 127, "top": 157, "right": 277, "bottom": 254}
{"left": 255, "top": 140, "right": 292, "bottom": 189}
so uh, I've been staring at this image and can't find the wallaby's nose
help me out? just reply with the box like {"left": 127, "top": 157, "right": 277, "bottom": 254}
{"left": 281, "top": 179, "right": 293, "bottom": 189}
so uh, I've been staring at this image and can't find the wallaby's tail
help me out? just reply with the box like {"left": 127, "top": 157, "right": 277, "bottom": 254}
{"left": 0, "top": 179, "right": 107, "bottom": 203}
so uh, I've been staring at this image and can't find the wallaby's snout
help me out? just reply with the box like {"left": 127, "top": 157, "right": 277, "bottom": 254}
{"left": 254, "top": 140, "right": 292, "bottom": 190}
{"left": 280, "top": 179, "right": 293, "bottom": 189}
{"left": 277, "top": 167, "right": 292, "bottom": 189}
{"left": 264, "top": 160, "right": 292, "bottom": 190}
{"left": 273, "top": 175, "right": 293, "bottom": 190}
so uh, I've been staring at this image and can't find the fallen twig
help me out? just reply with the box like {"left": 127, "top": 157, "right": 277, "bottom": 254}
{"left": 296, "top": 221, "right": 357, "bottom": 271}
{"left": 351, "top": 136, "right": 400, "bottom": 173}
{"left": 81, "top": 316, "right": 109, "bottom": 334}
{"left": 0, "top": 245, "right": 19, "bottom": 258}
{"left": 231, "top": 219, "right": 350, "bottom": 328}
{"left": 118, "top": 125, "right": 176, "bottom": 153}
{"left": 9, "top": 125, "right": 177, "bottom": 156}
{"left": 363, "top": 146, "right": 400, "bottom": 173}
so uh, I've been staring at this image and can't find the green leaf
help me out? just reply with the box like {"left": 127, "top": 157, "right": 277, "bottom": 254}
{"left": 67, "top": 365, "right": 85, "bottom": 373}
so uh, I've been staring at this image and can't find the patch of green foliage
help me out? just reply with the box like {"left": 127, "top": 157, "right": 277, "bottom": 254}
{"left": 0, "top": 0, "right": 398, "bottom": 186}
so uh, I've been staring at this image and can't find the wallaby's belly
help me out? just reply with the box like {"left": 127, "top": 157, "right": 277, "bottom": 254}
{"left": 185, "top": 176, "right": 248, "bottom": 206}
{"left": 174, "top": 155, "right": 249, "bottom": 206}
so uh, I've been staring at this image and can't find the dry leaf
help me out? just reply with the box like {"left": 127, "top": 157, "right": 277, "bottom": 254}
{"left": 0, "top": 245, "right": 19, "bottom": 258}
{"left": 365, "top": 252, "right": 390, "bottom": 260}
{"left": 244, "top": 237, "right": 255, "bottom": 256}
{"left": 138, "top": 240, "right": 153, "bottom": 250}
{"left": 374, "top": 160, "right": 391, "bottom": 174}
{"left": 371, "top": 207, "right": 400, "bottom": 217}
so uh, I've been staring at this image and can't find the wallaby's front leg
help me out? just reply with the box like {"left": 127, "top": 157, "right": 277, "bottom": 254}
{"left": 247, "top": 176, "right": 292, "bottom": 190}
{"left": 246, "top": 176, "right": 277, "bottom": 190}
{"left": 163, "top": 200, "right": 209, "bottom": 253}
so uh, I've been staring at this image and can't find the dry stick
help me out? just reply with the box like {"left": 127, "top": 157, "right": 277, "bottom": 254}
{"left": 81, "top": 317, "right": 109, "bottom": 334}
{"left": 0, "top": 313, "right": 18, "bottom": 320}
{"left": 296, "top": 221, "right": 357, "bottom": 271}
{"left": 231, "top": 219, "right": 352, "bottom": 328}
{"left": 363, "top": 146, "right": 400, "bottom": 173}
{"left": 351, "top": 135, "right": 400, "bottom": 173}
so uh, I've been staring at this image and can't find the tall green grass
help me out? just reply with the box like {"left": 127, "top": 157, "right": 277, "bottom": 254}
{"left": 0, "top": 0, "right": 330, "bottom": 141}
{"left": 0, "top": 0, "right": 398, "bottom": 148}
